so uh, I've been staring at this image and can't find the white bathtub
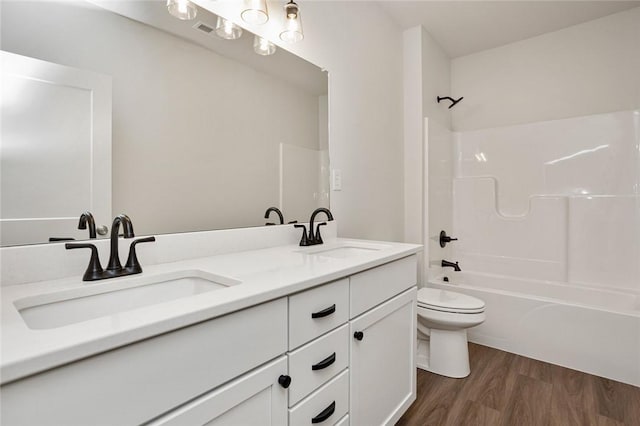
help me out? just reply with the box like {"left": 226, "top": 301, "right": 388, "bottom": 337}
{"left": 428, "top": 272, "right": 640, "bottom": 387}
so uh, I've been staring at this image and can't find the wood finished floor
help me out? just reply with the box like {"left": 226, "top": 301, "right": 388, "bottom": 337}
{"left": 396, "top": 343, "right": 640, "bottom": 426}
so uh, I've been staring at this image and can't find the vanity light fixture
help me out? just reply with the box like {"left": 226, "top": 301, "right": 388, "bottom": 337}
{"left": 167, "top": 0, "right": 197, "bottom": 21}
{"left": 254, "top": 35, "right": 276, "bottom": 56}
{"left": 215, "top": 16, "right": 243, "bottom": 40}
{"left": 279, "top": 0, "right": 303, "bottom": 43}
{"left": 241, "top": 0, "right": 269, "bottom": 25}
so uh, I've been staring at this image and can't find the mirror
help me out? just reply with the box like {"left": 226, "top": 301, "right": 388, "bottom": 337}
{"left": 0, "top": 0, "right": 329, "bottom": 247}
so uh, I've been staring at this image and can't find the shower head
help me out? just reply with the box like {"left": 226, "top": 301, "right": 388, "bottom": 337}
{"left": 437, "top": 96, "right": 464, "bottom": 109}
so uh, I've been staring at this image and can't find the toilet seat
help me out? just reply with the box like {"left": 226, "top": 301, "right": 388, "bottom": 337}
{"left": 417, "top": 288, "right": 485, "bottom": 314}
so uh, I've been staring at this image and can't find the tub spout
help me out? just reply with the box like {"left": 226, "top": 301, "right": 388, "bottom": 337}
{"left": 442, "top": 259, "right": 461, "bottom": 272}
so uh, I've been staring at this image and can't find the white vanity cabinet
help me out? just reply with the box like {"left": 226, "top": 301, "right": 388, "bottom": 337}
{"left": 1, "top": 253, "right": 418, "bottom": 426}
{"left": 349, "top": 255, "right": 418, "bottom": 426}
{"left": 285, "top": 254, "right": 417, "bottom": 426}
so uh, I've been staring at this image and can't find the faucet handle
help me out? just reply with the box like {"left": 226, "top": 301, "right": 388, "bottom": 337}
{"left": 314, "top": 222, "right": 327, "bottom": 244}
{"left": 294, "top": 224, "right": 310, "bottom": 246}
{"left": 439, "top": 230, "right": 458, "bottom": 248}
{"left": 65, "top": 243, "right": 104, "bottom": 281}
{"left": 125, "top": 236, "right": 156, "bottom": 274}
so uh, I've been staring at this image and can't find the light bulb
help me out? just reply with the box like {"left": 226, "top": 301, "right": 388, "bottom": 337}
{"left": 167, "top": 0, "right": 197, "bottom": 20}
{"left": 253, "top": 35, "right": 276, "bottom": 56}
{"left": 279, "top": 1, "right": 303, "bottom": 43}
{"left": 215, "top": 17, "right": 243, "bottom": 40}
{"left": 241, "top": 0, "right": 269, "bottom": 25}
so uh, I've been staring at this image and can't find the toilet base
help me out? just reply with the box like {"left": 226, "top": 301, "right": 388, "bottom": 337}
{"left": 417, "top": 329, "right": 470, "bottom": 378}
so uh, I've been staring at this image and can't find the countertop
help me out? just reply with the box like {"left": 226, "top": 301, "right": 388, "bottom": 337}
{"left": 1, "top": 238, "right": 421, "bottom": 384}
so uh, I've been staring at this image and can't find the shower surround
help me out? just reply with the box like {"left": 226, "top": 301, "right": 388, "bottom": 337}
{"left": 445, "top": 110, "right": 640, "bottom": 385}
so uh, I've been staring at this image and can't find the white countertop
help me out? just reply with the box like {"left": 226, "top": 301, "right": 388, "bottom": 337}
{"left": 1, "top": 238, "right": 421, "bottom": 384}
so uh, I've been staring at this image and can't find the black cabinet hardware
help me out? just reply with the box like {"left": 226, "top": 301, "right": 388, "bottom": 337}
{"left": 311, "top": 304, "right": 336, "bottom": 319}
{"left": 278, "top": 375, "right": 291, "bottom": 389}
{"left": 354, "top": 331, "right": 364, "bottom": 341}
{"left": 311, "top": 401, "right": 335, "bottom": 424}
{"left": 311, "top": 352, "right": 336, "bottom": 371}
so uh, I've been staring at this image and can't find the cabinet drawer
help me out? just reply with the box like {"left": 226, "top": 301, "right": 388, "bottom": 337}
{"left": 289, "top": 278, "right": 349, "bottom": 349}
{"left": 289, "top": 369, "right": 349, "bottom": 426}
{"left": 350, "top": 255, "right": 417, "bottom": 318}
{"left": 288, "top": 324, "right": 349, "bottom": 406}
{"left": 1, "top": 299, "right": 287, "bottom": 426}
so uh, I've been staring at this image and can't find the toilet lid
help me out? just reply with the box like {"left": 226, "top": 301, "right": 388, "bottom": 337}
{"left": 417, "top": 288, "right": 485, "bottom": 313}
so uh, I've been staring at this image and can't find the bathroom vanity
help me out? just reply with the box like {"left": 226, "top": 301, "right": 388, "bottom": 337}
{"left": 0, "top": 227, "right": 420, "bottom": 425}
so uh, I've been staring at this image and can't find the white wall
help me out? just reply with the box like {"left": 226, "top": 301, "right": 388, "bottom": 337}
{"left": 1, "top": 1, "right": 321, "bottom": 235}
{"left": 451, "top": 7, "right": 640, "bottom": 131}
{"left": 403, "top": 26, "right": 452, "bottom": 282}
{"left": 203, "top": 1, "right": 406, "bottom": 241}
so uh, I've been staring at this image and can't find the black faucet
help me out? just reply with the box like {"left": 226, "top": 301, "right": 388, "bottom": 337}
{"left": 78, "top": 211, "right": 97, "bottom": 239}
{"left": 264, "top": 207, "right": 284, "bottom": 225}
{"left": 309, "top": 208, "right": 333, "bottom": 243}
{"left": 295, "top": 208, "right": 333, "bottom": 246}
{"left": 442, "top": 260, "right": 461, "bottom": 272}
{"left": 66, "top": 214, "right": 155, "bottom": 281}
{"left": 107, "top": 214, "right": 135, "bottom": 272}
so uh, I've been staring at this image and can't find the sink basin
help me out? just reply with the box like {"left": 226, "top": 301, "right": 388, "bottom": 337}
{"left": 15, "top": 270, "right": 241, "bottom": 330}
{"left": 301, "top": 242, "right": 390, "bottom": 259}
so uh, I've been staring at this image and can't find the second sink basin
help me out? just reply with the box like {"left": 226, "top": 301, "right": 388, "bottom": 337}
{"left": 15, "top": 270, "right": 241, "bottom": 330}
{"left": 300, "top": 242, "right": 390, "bottom": 259}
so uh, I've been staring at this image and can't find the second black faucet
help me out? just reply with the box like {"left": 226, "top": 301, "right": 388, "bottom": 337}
{"left": 295, "top": 208, "right": 334, "bottom": 246}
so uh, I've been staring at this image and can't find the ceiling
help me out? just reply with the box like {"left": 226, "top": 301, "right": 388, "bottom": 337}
{"left": 377, "top": 1, "right": 640, "bottom": 58}
{"left": 91, "top": 0, "right": 327, "bottom": 95}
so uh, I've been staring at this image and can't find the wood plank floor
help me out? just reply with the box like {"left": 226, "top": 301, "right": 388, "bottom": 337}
{"left": 396, "top": 343, "right": 640, "bottom": 426}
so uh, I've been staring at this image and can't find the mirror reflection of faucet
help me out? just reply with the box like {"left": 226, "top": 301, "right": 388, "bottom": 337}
{"left": 78, "top": 211, "right": 97, "bottom": 239}
{"left": 264, "top": 207, "right": 284, "bottom": 225}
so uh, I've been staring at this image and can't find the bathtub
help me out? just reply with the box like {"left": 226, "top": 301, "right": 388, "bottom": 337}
{"left": 427, "top": 272, "right": 640, "bottom": 387}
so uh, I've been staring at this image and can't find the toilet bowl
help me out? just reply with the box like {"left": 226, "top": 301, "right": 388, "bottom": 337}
{"left": 416, "top": 287, "right": 485, "bottom": 378}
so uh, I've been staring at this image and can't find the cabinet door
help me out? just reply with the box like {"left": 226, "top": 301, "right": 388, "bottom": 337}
{"left": 150, "top": 356, "right": 288, "bottom": 426}
{"left": 350, "top": 288, "right": 417, "bottom": 426}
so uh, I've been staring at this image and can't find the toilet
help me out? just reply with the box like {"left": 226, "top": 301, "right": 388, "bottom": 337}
{"left": 416, "top": 287, "right": 486, "bottom": 378}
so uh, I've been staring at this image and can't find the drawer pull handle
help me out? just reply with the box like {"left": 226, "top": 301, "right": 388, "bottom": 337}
{"left": 278, "top": 375, "right": 292, "bottom": 389}
{"left": 311, "top": 304, "right": 336, "bottom": 319}
{"left": 354, "top": 331, "right": 364, "bottom": 341}
{"left": 312, "top": 352, "right": 336, "bottom": 371}
{"left": 311, "top": 401, "right": 336, "bottom": 424}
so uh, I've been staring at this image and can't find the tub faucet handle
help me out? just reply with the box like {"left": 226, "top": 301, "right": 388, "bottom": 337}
{"left": 440, "top": 230, "right": 458, "bottom": 248}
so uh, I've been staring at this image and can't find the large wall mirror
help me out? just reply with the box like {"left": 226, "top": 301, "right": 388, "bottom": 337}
{"left": 0, "top": 0, "right": 329, "bottom": 246}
